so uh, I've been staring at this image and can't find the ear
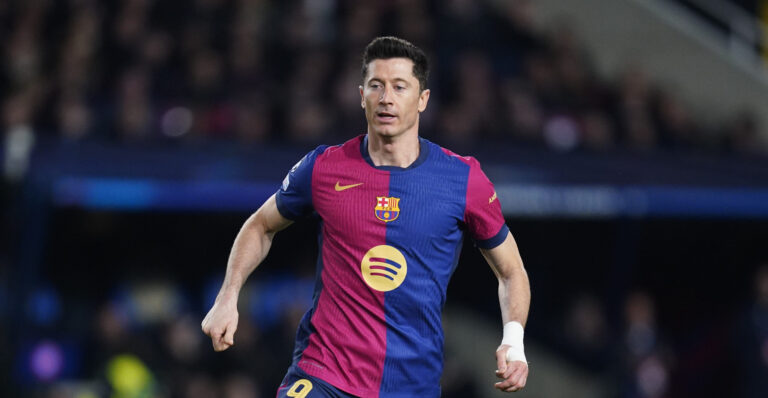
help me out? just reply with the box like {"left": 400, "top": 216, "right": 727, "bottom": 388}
{"left": 418, "top": 89, "right": 431, "bottom": 113}
{"left": 359, "top": 85, "right": 365, "bottom": 109}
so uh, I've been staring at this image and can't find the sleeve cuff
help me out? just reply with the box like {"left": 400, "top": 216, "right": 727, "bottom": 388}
{"left": 275, "top": 191, "right": 301, "bottom": 221}
{"left": 475, "top": 224, "right": 509, "bottom": 249}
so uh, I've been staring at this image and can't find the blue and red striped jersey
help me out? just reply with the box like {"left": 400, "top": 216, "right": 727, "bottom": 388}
{"left": 275, "top": 135, "right": 508, "bottom": 398}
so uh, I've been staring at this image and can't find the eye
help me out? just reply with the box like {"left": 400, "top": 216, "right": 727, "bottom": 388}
{"left": 395, "top": 85, "right": 406, "bottom": 91}
{"left": 370, "top": 82, "right": 382, "bottom": 89}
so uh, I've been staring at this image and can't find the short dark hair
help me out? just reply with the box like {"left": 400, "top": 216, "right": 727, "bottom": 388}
{"left": 362, "top": 36, "right": 429, "bottom": 91}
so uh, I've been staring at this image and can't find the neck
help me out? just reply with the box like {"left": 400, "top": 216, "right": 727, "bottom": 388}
{"left": 366, "top": 131, "right": 420, "bottom": 168}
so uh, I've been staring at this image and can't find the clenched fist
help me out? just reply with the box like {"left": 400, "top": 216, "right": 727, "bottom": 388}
{"left": 201, "top": 299, "right": 239, "bottom": 352}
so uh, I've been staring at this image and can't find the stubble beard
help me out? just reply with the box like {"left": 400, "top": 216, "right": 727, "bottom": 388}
{"left": 369, "top": 115, "right": 418, "bottom": 141}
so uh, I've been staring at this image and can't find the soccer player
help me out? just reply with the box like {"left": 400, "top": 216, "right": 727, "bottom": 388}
{"left": 202, "top": 36, "right": 530, "bottom": 397}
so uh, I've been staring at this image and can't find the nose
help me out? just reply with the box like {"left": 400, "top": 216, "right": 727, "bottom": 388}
{"left": 378, "top": 84, "right": 393, "bottom": 104}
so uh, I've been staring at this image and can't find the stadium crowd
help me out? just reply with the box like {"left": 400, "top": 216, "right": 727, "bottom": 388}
{"left": 1, "top": 0, "right": 765, "bottom": 155}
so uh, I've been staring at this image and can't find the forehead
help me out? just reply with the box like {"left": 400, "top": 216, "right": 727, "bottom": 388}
{"left": 365, "top": 58, "right": 417, "bottom": 81}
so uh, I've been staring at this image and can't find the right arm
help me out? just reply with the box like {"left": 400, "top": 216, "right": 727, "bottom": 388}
{"left": 201, "top": 194, "right": 292, "bottom": 351}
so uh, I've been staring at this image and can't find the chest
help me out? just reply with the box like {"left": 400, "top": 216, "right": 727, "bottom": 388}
{"left": 311, "top": 165, "right": 468, "bottom": 239}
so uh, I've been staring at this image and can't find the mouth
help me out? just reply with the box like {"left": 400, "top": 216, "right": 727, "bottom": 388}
{"left": 375, "top": 111, "right": 397, "bottom": 123}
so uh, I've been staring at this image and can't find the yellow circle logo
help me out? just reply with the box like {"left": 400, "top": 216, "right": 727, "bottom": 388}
{"left": 361, "top": 245, "right": 407, "bottom": 292}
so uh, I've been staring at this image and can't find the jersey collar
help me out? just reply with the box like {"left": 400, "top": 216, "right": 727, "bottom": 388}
{"left": 360, "top": 134, "right": 430, "bottom": 172}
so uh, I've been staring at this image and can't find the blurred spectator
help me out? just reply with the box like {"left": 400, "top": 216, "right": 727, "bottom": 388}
{"left": 56, "top": 94, "right": 93, "bottom": 141}
{"left": 581, "top": 109, "right": 616, "bottom": 151}
{"left": 3, "top": 92, "right": 37, "bottom": 181}
{"left": 620, "top": 291, "right": 674, "bottom": 398}
{"left": 722, "top": 110, "right": 765, "bottom": 154}
{"left": 183, "top": 371, "right": 220, "bottom": 398}
{"left": 222, "top": 372, "right": 261, "bottom": 398}
{"left": 523, "top": 51, "right": 561, "bottom": 112}
{"left": 395, "top": 0, "right": 434, "bottom": 48}
{"left": 105, "top": 354, "right": 159, "bottom": 398}
{"left": 611, "top": 67, "right": 658, "bottom": 151}
{"left": 115, "top": 68, "right": 153, "bottom": 142}
{"left": 561, "top": 293, "right": 614, "bottom": 372}
{"left": 331, "top": 53, "right": 367, "bottom": 137}
{"left": 498, "top": 79, "right": 544, "bottom": 144}
{"left": 490, "top": 0, "right": 544, "bottom": 73}
{"left": 548, "top": 23, "right": 606, "bottom": 112}
{"left": 438, "top": 51, "right": 497, "bottom": 147}
{"left": 653, "top": 89, "right": 698, "bottom": 150}
{"left": 232, "top": 96, "right": 272, "bottom": 144}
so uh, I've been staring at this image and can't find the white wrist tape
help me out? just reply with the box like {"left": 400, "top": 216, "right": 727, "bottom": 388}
{"left": 501, "top": 321, "right": 527, "bottom": 363}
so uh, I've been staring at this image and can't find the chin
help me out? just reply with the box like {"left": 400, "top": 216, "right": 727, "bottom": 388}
{"left": 372, "top": 127, "right": 400, "bottom": 137}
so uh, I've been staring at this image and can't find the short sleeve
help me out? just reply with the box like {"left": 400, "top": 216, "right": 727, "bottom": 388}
{"left": 275, "top": 145, "right": 328, "bottom": 220}
{"left": 463, "top": 158, "right": 509, "bottom": 249}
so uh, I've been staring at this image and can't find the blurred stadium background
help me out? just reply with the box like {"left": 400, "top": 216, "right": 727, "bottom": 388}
{"left": 2, "top": 0, "right": 768, "bottom": 397}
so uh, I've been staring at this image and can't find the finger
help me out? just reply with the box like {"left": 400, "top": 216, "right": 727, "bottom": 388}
{"left": 505, "top": 360, "right": 526, "bottom": 379}
{"left": 505, "top": 366, "right": 529, "bottom": 391}
{"left": 507, "top": 373, "right": 524, "bottom": 389}
{"left": 495, "top": 366, "right": 528, "bottom": 391}
{"left": 518, "top": 373, "right": 528, "bottom": 389}
{"left": 213, "top": 335, "right": 231, "bottom": 352}
{"left": 210, "top": 327, "right": 225, "bottom": 350}
{"left": 495, "top": 381, "right": 517, "bottom": 392}
{"left": 503, "top": 376, "right": 525, "bottom": 393}
{"left": 214, "top": 344, "right": 229, "bottom": 352}
{"left": 504, "top": 385, "right": 522, "bottom": 392}
{"left": 504, "top": 373, "right": 526, "bottom": 392}
{"left": 214, "top": 339, "right": 231, "bottom": 352}
{"left": 494, "top": 378, "right": 516, "bottom": 391}
{"left": 223, "top": 320, "right": 237, "bottom": 346}
{"left": 504, "top": 364, "right": 515, "bottom": 379}
{"left": 503, "top": 362, "right": 518, "bottom": 379}
{"left": 495, "top": 346, "right": 508, "bottom": 374}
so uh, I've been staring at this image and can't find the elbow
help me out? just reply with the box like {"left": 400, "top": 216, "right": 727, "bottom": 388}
{"left": 498, "top": 262, "right": 527, "bottom": 283}
{"left": 244, "top": 211, "right": 272, "bottom": 237}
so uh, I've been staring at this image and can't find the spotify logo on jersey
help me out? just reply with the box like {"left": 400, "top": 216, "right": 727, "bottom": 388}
{"left": 361, "top": 245, "right": 408, "bottom": 292}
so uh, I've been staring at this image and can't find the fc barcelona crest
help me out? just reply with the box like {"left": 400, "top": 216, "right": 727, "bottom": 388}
{"left": 375, "top": 196, "right": 400, "bottom": 222}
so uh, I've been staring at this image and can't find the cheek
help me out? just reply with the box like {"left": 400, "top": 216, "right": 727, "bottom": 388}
{"left": 363, "top": 96, "right": 374, "bottom": 112}
{"left": 406, "top": 96, "right": 421, "bottom": 118}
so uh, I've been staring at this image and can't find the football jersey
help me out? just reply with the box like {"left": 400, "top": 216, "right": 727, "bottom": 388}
{"left": 275, "top": 135, "right": 508, "bottom": 398}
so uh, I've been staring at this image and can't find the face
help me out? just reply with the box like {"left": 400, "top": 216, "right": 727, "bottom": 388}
{"left": 360, "top": 58, "right": 430, "bottom": 139}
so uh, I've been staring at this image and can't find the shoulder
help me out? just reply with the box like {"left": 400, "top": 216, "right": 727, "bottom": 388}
{"left": 313, "top": 135, "right": 364, "bottom": 163}
{"left": 294, "top": 135, "right": 360, "bottom": 170}
{"left": 428, "top": 142, "right": 496, "bottom": 192}
{"left": 284, "top": 145, "right": 330, "bottom": 180}
{"left": 304, "top": 145, "right": 330, "bottom": 163}
{"left": 429, "top": 140, "right": 482, "bottom": 170}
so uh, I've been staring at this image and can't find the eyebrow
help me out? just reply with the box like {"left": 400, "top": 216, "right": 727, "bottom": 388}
{"left": 368, "top": 78, "right": 411, "bottom": 85}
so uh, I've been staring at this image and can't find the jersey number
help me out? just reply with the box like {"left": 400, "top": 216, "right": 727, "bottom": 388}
{"left": 287, "top": 379, "right": 313, "bottom": 398}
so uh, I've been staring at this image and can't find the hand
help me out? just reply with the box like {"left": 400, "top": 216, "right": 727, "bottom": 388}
{"left": 201, "top": 298, "right": 239, "bottom": 352}
{"left": 494, "top": 344, "right": 529, "bottom": 393}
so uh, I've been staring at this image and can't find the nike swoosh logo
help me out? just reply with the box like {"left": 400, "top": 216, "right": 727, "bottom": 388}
{"left": 489, "top": 191, "right": 498, "bottom": 204}
{"left": 335, "top": 181, "right": 363, "bottom": 191}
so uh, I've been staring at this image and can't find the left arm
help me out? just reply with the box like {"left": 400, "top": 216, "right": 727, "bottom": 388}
{"left": 480, "top": 231, "right": 530, "bottom": 393}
